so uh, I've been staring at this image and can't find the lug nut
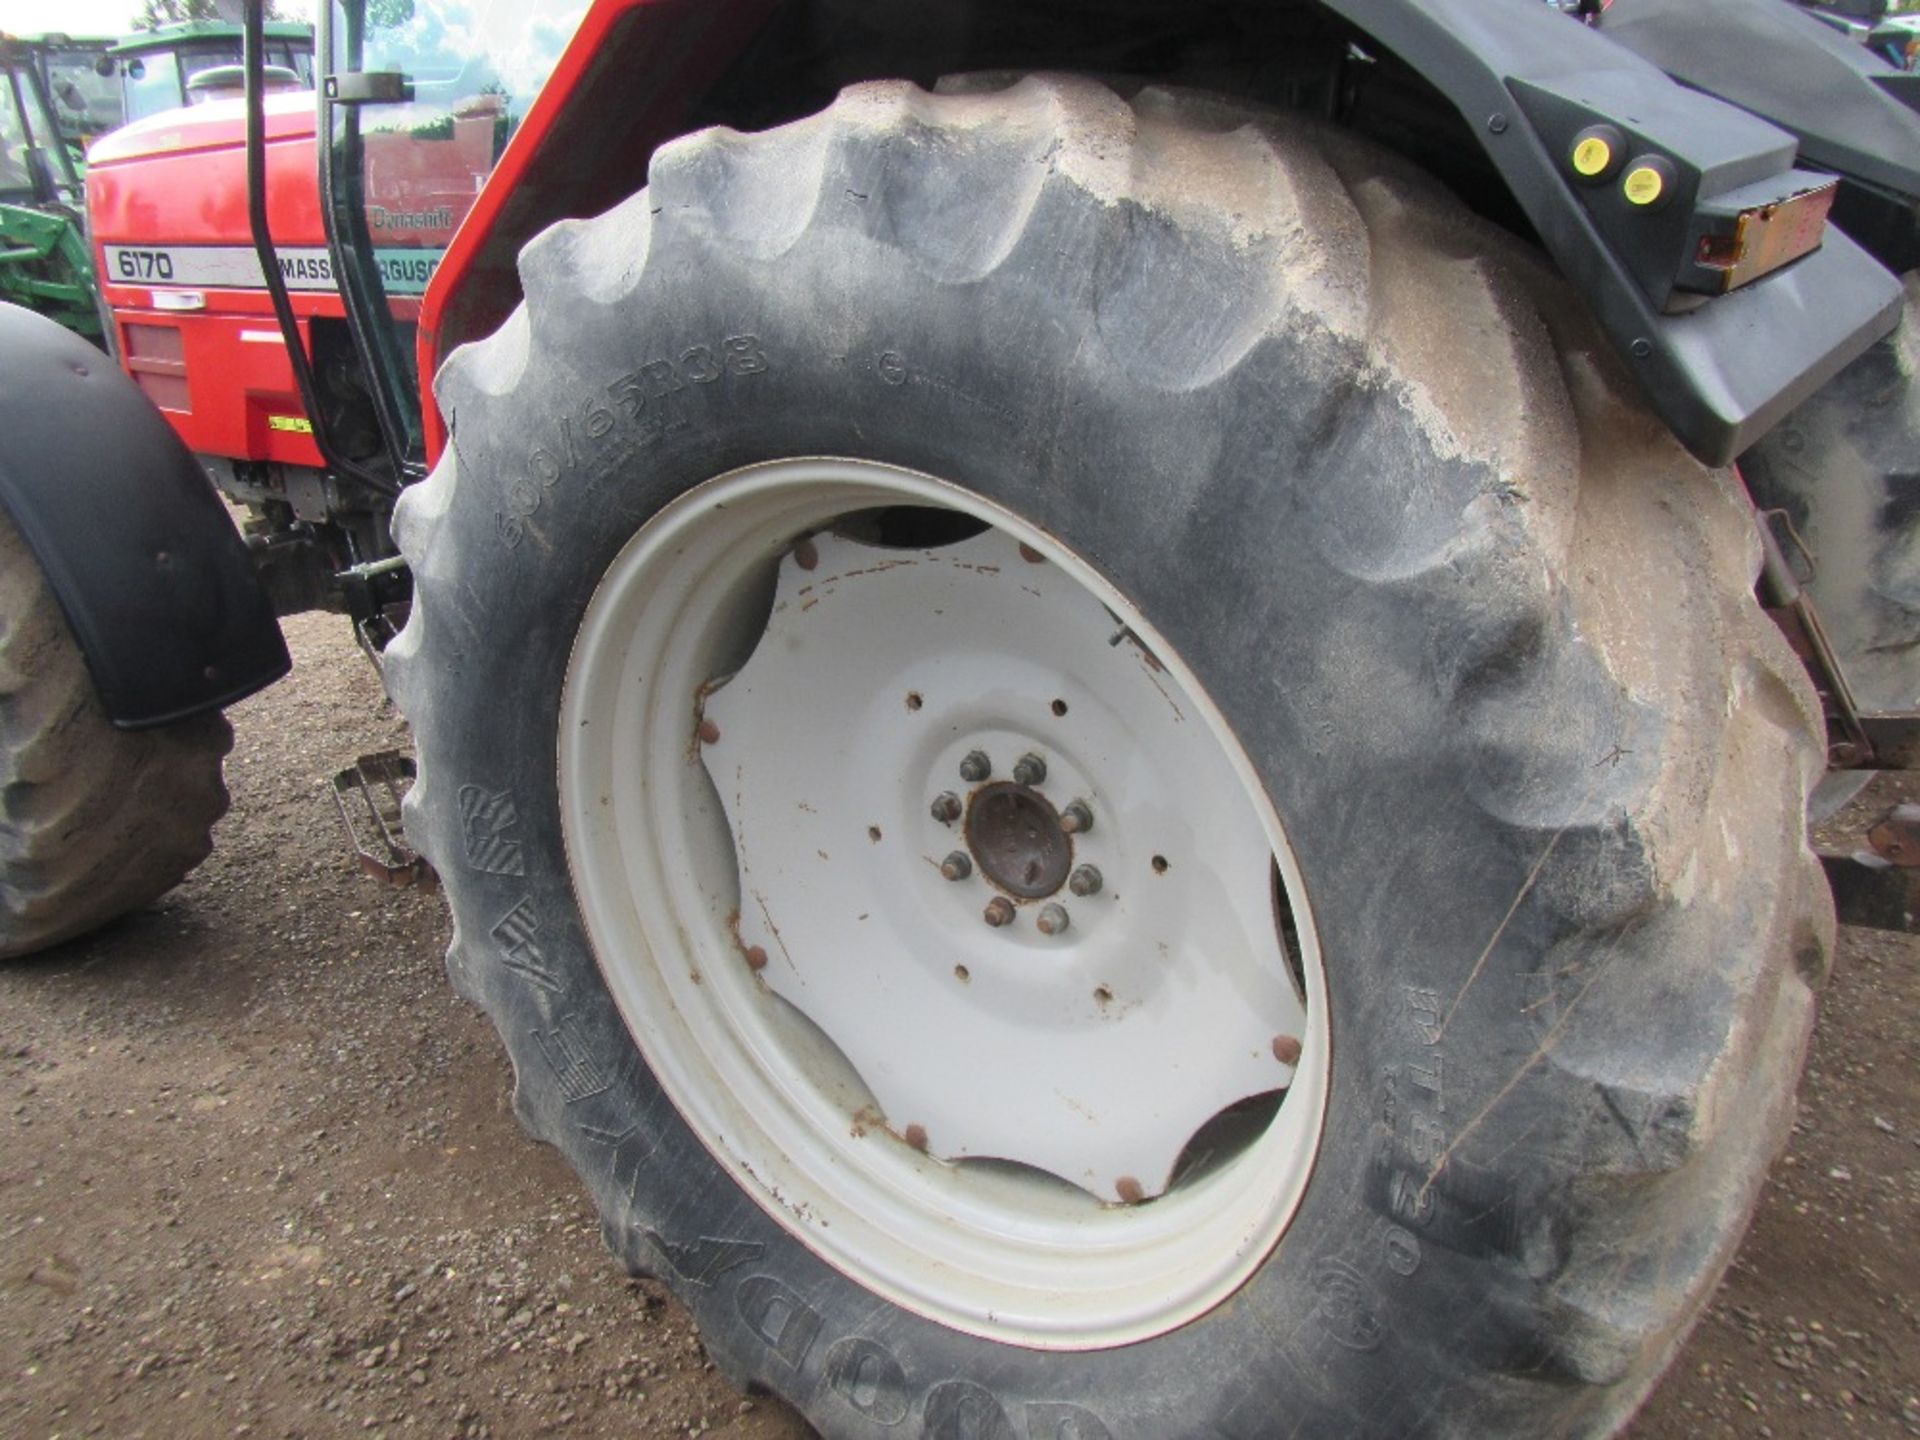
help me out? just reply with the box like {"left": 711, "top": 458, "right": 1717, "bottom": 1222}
{"left": 1012, "top": 753, "right": 1047, "bottom": 786}
{"left": 940, "top": 851, "right": 972, "bottom": 881}
{"left": 1068, "top": 865, "right": 1103, "bottom": 897}
{"left": 959, "top": 750, "right": 992, "bottom": 783}
{"left": 930, "top": 791, "right": 963, "bottom": 824}
{"left": 1037, "top": 903, "right": 1070, "bottom": 936}
{"left": 1059, "top": 800, "right": 1093, "bottom": 835}
{"left": 983, "top": 897, "right": 1016, "bottom": 928}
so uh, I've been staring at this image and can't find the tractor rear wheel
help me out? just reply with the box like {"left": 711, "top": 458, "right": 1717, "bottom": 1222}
{"left": 391, "top": 77, "right": 1830, "bottom": 1437}
{"left": 1744, "top": 273, "right": 1920, "bottom": 718}
{"left": 0, "top": 506, "right": 231, "bottom": 958}
{"left": 1744, "top": 272, "right": 1919, "bottom": 815}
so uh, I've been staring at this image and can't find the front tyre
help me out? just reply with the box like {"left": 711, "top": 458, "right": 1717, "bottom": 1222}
{"left": 390, "top": 77, "right": 1830, "bottom": 1438}
{"left": 0, "top": 507, "right": 231, "bottom": 958}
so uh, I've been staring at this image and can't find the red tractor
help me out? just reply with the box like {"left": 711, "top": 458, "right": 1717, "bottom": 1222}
{"left": 2, "top": 0, "right": 1917, "bottom": 1433}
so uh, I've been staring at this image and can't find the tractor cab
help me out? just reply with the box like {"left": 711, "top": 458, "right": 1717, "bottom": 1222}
{"left": 99, "top": 19, "right": 315, "bottom": 127}
{"left": 0, "top": 36, "right": 81, "bottom": 204}
{"left": 12, "top": 33, "right": 121, "bottom": 149}
{"left": 0, "top": 35, "right": 96, "bottom": 337}
{"left": 313, "top": 0, "right": 581, "bottom": 469}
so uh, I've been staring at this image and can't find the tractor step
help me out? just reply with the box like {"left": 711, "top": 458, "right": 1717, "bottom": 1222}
{"left": 331, "top": 750, "right": 433, "bottom": 887}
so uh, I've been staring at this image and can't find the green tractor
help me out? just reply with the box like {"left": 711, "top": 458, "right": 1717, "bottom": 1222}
{"left": 0, "top": 35, "right": 96, "bottom": 340}
{"left": 95, "top": 19, "right": 313, "bottom": 125}
{"left": 23, "top": 32, "right": 122, "bottom": 149}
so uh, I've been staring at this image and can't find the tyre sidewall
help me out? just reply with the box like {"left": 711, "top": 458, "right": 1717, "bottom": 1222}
{"left": 422, "top": 210, "right": 1701, "bottom": 1437}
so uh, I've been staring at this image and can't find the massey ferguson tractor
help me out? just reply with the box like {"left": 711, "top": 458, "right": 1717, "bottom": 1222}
{"left": 2, "top": 0, "right": 1917, "bottom": 1433}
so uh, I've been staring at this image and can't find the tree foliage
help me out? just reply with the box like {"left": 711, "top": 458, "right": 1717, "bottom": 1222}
{"left": 135, "top": 0, "right": 289, "bottom": 28}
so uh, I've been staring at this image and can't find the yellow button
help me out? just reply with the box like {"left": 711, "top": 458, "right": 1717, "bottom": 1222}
{"left": 1572, "top": 136, "right": 1612, "bottom": 177}
{"left": 1623, "top": 165, "right": 1665, "bottom": 207}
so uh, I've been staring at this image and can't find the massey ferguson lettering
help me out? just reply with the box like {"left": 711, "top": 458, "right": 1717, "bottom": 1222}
{"left": 377, "top": 253, "right": 441, "bottom": 290}
{"left": 280, "top": 253, "right": 334, "bottom": 285}
{"left": 99, "top": 244, "right": 446, "bottom": 297}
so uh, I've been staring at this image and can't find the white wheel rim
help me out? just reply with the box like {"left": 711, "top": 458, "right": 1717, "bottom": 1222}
{"left": 559, "top": 458, "right": 1331, "bottom": 1349}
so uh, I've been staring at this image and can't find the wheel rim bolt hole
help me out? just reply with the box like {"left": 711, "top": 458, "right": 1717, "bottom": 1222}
{"left": 1050, "top": 698, "right": 1068, "bottom": 717}
{"left": 1011, "top": 753, "right": 1047, "bottom": 787}
{"left": 1151, "top": 854, "right": 1169, "bottom": 874}
{"left": 905, "top": 690, "right": 923, "bottom": 712}
{"left": 958, "top": 750, "right": 992, "bottom": 784}
{"left": 940, "top": 851, "right": 972, "bottom": 882}
{"left": 930, "top": 792, "right": 963, "bottom": 824}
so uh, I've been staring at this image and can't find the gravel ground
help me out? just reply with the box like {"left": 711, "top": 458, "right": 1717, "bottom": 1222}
{"left": 1, "top": 610, "right": 1915, "bottom": 1439}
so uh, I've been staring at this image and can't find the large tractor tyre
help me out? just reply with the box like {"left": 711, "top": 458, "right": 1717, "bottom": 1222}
{"left": 1744, "top": 272, "right": 1920, "bottom": 720}
{"left": 390, "top": 78, "right": 1830, "bottom": 1438}
{"left": 0, "top": 507, "right": 231, "bottom": 958}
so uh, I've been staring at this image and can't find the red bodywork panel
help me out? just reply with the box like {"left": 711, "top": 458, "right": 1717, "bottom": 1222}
{"left": 88, "top": 90, "right": 474, "bottom": 472}
{"left": 88, "top": 93, "right": 339, "bottom": 470}
{"left": 90, "top": 2, "right": 779, "bottom": 471}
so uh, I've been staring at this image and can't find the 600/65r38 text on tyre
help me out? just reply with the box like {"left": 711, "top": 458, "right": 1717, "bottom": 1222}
{"left": 388, "top": 77, "right": 1832, "bottom": 1438}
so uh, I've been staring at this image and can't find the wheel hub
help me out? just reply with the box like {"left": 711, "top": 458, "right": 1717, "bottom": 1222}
{"left": 557, "top": 457, "right": 1331, "bottom": 1346}
{"left": 967, "top": 782, "right": 1072, "bottom": 899}
{"left": 701, "top": 525, "right": 1306, "bottom": 1203}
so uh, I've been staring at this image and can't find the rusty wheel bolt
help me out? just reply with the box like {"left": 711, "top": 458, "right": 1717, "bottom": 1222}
{"left": 1036, "top": 903, "right": 1070, "bottom": 936}
{"left": 1068, "top": 865, "right": 1103, "bottom": 897}
{"left": 959, "top": 750, "right": 992, "bottom": 783}
{"left": 983, "top": 896, "right": 1016, "bottom": 928}
{"left": 940, "top": 851, "right": 972, "bottom": 881}
{"left": 930, "top": 791, "right": 963, "bottom": 824}
{"left": 1012, "top": 753, "right": 1047, "bottom": 787}
{"left": 1059, "top": 800, "right": 1093, "bottom": 835}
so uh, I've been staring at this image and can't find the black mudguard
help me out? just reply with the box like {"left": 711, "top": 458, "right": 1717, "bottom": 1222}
{"left": 1601, "top": 0, "right": 1920, "bottom": 202}
{"left": 1324, "top": 0, "right": 1904, "bottom": 464}
{"left": 0, "top": 302, "right": 289, "bottom": 729}
{"left": 1600, "top": 0, "right": 1920, "bottom": 274}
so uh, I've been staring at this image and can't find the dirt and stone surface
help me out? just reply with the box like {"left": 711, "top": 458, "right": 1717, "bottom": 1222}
{"left": 1, "top": 612, "right": 1915, "bottom": 1439}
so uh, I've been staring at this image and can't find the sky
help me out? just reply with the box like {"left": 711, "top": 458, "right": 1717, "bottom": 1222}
{"left": 0, "top": 0, "right": 313, "bottom": 39}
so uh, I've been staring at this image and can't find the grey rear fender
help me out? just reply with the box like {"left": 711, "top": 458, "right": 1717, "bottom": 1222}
{"left": 1324, "top": 0, "right": 1904, "bottom": 463}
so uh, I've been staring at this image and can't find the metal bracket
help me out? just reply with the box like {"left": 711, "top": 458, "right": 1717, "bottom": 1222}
{"left": 1754, "top": 505, "right": 1875, "bottom": 765}
{"left": 324, "top": 71, "right": 412, "bottom": 104}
